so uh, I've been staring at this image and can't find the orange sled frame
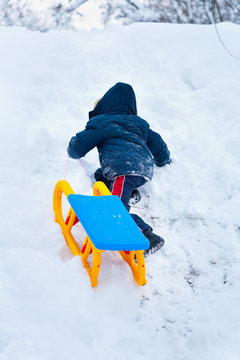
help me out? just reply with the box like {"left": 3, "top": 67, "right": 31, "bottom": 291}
{"left": 53, "top": 180, "right": 147, "bottom": 287}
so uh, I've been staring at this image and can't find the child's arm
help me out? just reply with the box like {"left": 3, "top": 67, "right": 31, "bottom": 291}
{"left": 67, "top": 129, "right": 104, "bottom": 159}
{"left": 67, "top": 125, "right": 125, "bottom": 159}
{"left": 146, "top": 129, "right": 171, "bottom": 167}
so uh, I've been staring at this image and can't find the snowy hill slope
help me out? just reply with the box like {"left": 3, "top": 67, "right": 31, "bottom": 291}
{"left": 0, "top": 23, "right": 240, "bottom": 359}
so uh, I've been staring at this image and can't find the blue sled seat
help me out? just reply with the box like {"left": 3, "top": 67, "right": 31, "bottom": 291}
{"left": 68, "top": 194, "right": 149, "bottom": 251}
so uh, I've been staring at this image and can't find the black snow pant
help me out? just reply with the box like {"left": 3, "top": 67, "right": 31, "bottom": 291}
{"left": 94, "top": 168, "right": 150, "bottom": 231}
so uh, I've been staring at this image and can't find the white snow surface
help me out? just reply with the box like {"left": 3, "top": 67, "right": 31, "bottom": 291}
{"left": 0, "top": 22, "right": 240, "bottom": 359}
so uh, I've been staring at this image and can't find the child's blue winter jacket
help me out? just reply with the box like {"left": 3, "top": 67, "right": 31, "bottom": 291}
{"left": 68, "top": 82, "right": 170, "bottom": 180}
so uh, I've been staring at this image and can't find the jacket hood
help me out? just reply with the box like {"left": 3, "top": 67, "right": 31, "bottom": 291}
{"left": 89, "top": 82, "right": 137, "bottom": 120}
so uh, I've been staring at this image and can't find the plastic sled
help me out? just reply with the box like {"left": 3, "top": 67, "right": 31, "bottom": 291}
{"left": 53, "top": 180, "right": 149, "bottom": 287}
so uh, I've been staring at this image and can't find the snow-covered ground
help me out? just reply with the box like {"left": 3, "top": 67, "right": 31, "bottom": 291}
{"left": 0, "top": 22, "right": 240, "bottom": 359}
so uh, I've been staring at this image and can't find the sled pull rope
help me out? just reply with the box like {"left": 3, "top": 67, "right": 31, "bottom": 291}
{"left": 64, "top": 153, "right": 69, "bottom": 180}
{"left": 80, "top": 158, "right": 92, "bottom": 188}
{"left": 64, "top": 153, "right": 92, "bottom": 187}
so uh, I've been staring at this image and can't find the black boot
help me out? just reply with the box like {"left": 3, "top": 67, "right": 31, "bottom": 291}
{"left": 143, "top": 228, "right": 165, "bottom": 256}
{"left": 129, "top": 189, "right": 141, "bottom": 205}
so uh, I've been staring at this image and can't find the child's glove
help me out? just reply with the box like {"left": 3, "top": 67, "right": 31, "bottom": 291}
{"left": 67, "top": 137, "right": 80, "bottom": 159}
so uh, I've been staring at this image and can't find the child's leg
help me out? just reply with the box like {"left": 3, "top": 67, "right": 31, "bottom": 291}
{"left": 94, "top": 168, "right": 111, "bottom": 190}
{"left": 110, "top": 175, "right": 151, "bottom": 232}
{"left": 110, "top": 176, "right": 165, "bottom": 254}
{"left": 95, "top": 168, "right": 141, "bottom": 205}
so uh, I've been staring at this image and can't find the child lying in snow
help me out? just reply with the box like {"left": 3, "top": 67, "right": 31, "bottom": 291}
{"left": 67, "top": 82, "right": 171, "bottom": 255}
